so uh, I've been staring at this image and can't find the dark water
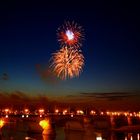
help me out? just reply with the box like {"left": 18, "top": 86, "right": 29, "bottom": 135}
{"left": 0, "top": 121, "right": 140, "bottom": 140}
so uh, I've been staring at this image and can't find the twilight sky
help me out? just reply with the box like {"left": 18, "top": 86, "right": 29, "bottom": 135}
{"left": 0, "top": 1, "right": 140, "bottom": 101}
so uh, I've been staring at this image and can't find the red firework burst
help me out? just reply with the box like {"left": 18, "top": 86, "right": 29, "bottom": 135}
{"left": 57, "top": 21, "right": 84, "bottom": 48}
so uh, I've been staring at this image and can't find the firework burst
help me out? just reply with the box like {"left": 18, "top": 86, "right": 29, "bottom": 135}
{"left": 50, "top": 21, "right": 85, "bottom": 80}
{"left": 57, "top": 21, "right": 84, "bottom": 48}
{"left": 50, "top": 46, "right": 84, "bottom": 80}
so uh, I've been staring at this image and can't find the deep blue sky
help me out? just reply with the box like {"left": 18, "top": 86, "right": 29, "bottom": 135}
{"left": 0, "top": 1, "right": 140, "bottom": 97}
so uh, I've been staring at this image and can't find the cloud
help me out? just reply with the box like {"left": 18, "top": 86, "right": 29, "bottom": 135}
{"left": 0, "top": 91, "right": 140, "bottom": 111}
{"left": 1, "top": 73, "right": 9, "bottom": 80}
{"left": 0, "top": 91, "right": 51, "bottom": 109}
{"left": 65, "top": 92, "right": 140, "bottom": 110}
{"left": 79, "top": 92, "right": 139, "bottom": 101}
{"left": 36, "top": 64, "right": 60, "bottom": 85}
{"left": 66, "top": 92, "right": 139, "bottom": 101}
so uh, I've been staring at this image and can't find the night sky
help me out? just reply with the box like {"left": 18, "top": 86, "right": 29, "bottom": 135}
{"left": 0, "top": 1, "right": 140, "bottom": 108}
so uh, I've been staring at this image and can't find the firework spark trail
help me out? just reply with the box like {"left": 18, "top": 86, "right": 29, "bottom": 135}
{"left": 50, "top": 46, "right": 84, "bottom": 80}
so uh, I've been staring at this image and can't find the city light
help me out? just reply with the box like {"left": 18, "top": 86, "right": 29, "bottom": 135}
{"left": 90, "top": 110, "right": 96, "bottom": 115}
{"left": 77, "top": 110, "right": 84, "bottom": 115}
{"left": 39, "top": 109, "right": 45, "bottom": 114}
{"left": 100, "top": 112, "right": 104, "bottom": 115}
{"left": 4, "top": 109, "right": 9, "bottom": 114}
{"left": 55, "top": 109, "right": 59, "bottom": 113}
{"left": 130, "top": 113, "right": 133, "bottom": 117}
{"left": 0, "top": 119, "right": 4, "bottom": 128}
{"left": 106, "top": 111, "right": 110, "bottom": 115}
{"left": 0, "top": 108, "right": 140, "bottom": 119}
{"left": 124, "top": 112, "right": 128, "bottom": 116}
{"left": 25, "top": 137, "right": 34, "bottom": 140}
{"left": 63, "top": 110, "right": 67, "bottom": 115}
{"left": 24, "top": 109, "right": 29, "bottom": 114}
{"left": 96, "top": 136, "right": 102, "bottom": 140}
{"left": 138, "top": 133, "right": 140, "bottom": 140}
{"left": 39, "top": 119, "right": 49, "bottom": 129}
{"left": 71, "top": 114, "right": 74, "bottom": 117}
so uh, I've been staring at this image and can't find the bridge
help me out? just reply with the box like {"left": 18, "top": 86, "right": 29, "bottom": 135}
{"left": 1, "top": 114, "right": 140, "bottom": 129}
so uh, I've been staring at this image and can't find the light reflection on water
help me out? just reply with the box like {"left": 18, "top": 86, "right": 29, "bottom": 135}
{"left": 0, "top": 122, "right": 140, "bottom": 140}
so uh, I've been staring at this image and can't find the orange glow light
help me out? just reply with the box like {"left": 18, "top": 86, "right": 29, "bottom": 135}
{"left": 101, "top": 112, "right": 104, "bottom": 115}
{"left": 24, "top": 109, "right": 29, "bottom": 113}
{"left": 39, "top": 120, "right": 49, "bottom": 129}
{"left": 39, "top": 109, "right": 44, "bottom": 114}
{"left": 90, "top": 110, "right": 96, "bottom": 115}
{"left": 130, "top": 113, "right": 132, "bottom": 117}
{"left": 106, "top": 111, "right": 110, "bottom": 115}
{"left": 63, "top": 110, "right": 67, "bottom": 115}
{"left": 55, "top": 109, "right": 59, "bottom": 113}
{"left": 77, "top": 110, "right": 84, "bottom": 115}
{"left": 0, "top": 119, "right": 4, "bottom": 128}
{"left": 137, "top": 133, "right": 140, "bottom": 140}
{"left": 4, "top": 109, "right": 9, "bottom": 113}
{"left": 96, "top": 136, "right": 102, "bottom": 140}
